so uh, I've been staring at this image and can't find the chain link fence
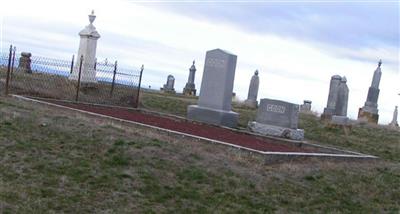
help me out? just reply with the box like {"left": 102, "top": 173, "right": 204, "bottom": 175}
{"left": 0, "top": 45, "right": 144, "bottom": 108}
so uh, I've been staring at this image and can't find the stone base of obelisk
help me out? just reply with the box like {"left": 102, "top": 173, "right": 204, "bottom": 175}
{"left": 320, "top": 108, "right": 334, "bottom": 121}
{"left": 187, "top": 105, "right": 238, "bottom": 128}
{"left": 183, "top": 88, "right": 196, "bottom": 96}
{"left": 357, "top": 108, "right": 379, "bottom": 124}
{"left": 243, "top": 99, "right": 258, "bottom": 108}
{"left": 160, "top": 87, "right": 176, "bottom": 94}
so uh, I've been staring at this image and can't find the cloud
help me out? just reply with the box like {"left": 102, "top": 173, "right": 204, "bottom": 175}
{"left": 150, "top": 2, "right": 399, "bottom": 47}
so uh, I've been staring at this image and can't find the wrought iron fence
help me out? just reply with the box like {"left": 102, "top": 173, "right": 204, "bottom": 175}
{"left": 0, "top": 45, "right": 144, "bottom": 108}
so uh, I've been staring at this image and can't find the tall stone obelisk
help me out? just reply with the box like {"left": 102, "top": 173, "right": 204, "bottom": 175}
{"left": 358, "top": 60, "right": 382, "bottom": 124}
{"left": 69, "top": 10, "right": 100, "bottom": 83}
{"left": 183, "top": 60, "right": 197, "bottom": 96}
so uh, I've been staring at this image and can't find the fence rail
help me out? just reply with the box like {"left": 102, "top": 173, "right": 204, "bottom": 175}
{"left": 0, "top": 45, "right": 144, "bottom": 108}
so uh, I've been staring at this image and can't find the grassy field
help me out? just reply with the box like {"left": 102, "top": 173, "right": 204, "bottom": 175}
{"left": 1, "top": 94, "right": 400, "bottom": 213}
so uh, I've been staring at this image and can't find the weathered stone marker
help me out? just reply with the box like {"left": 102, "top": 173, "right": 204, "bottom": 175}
{"left": 187, "top": 49, "right": 239, "bottom": 128}
{"left": 248, "top": 98, "right": 304, "bottom": 140}
{"left": 69, "top": 10, "right": 100, "bottom": 83}
{"left": 244, "top": 70, "right": 259, "bottom": 108}
{"left": 321, "top": 75, "right": 342, "bottom": 120}
{"left": 18, "top": 52, "right": 32, "bottom": 73}
{"left": 183, "top": 61, "right": 197, "bottom": 96}
{"left": 389, "top": 106, "right": 398, "bottom": 127}
{"left": 161, "top": 74, "right": 176, "bottom": 94}
{"left": 321, "top": 75, "right": 349, "bottom": 125}
{"left": 300, "top": 100, "right": 312, "bottom": 112}
{"left": 336, "top": 77, "right": 349, "bottom": 116}
{"left": 358, "top": 60, "right": 382, "bottom": 124}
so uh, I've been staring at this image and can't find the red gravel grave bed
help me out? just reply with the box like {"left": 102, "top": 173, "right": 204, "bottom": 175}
{"left": 44, "top": 100, "right": 319, "bottom": 153}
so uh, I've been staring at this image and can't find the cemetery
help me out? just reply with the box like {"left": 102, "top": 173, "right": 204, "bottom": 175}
{"left": 0, "top": 8, "right": 399, "bottom": 213}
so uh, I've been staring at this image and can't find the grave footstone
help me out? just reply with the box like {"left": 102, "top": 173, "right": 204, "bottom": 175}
{"left": 358, "top": 60, "right": 382, "bottom": 124}
{"left": 248, "top": 98, "right": 304, "bottom": 140}
{"left": 244, "top": 70, "right": 259, "bottom": 108}
{"left": 183, "top": 61, "right": 197, "bottom": 96}
{"left": 69, "top": 10, "right": 100, "bottom": 83}
{"left": 187, "top": 49, "right": 239, "bottom": 128}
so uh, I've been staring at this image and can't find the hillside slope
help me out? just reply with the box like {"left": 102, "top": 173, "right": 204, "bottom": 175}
{"left": 0, "top": 96, "right": 399, "bottom": 213}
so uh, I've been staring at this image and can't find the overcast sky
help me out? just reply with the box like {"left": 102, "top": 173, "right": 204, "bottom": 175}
{"left": 0, "top": 0, "right": 399, "bottom": 124}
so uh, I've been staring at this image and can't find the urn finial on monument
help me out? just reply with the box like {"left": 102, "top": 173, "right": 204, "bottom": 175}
{"left": 89, "top": 10, "right": 96, "bottom": 24}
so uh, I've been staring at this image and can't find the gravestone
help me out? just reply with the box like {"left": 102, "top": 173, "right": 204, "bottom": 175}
{"left": 248, "top": 98, "right": 304, "bottom": 140}
{"left": 161, "top": 75, "right": 175, "bottom": 93}
{"left": 187, "top": 49, "right": 239, "bottom": 128}
{"left": 18, "top": 52, "right": 32, "bottom": 73}
{"left": 183, "top": 60, "right": 197, "bottom": 96}
{"left": 69, "top": 10, "right": 100, "bottom": 83}
{"left": 389, "top": 106, "right": 398, "bottom": 127}
{"left": 244, "top": 70, "right": 259, "bottom": 108}
{"left": 335, "top": 77, "right": 349, "bottom": 116}
{"left": 300, "top": 100, "right": 312, "bottom": 112}
{"left": 358, "top": 60, "right": 382, "bottom": 124}
{"left": 321, "top": 75, "right": 342, "bottom": 120}
{"left": 321, "top": 75, "right": 349, "bottom": 122}
{"left": 330, "top": 76, "right": 350, "bottom": 125}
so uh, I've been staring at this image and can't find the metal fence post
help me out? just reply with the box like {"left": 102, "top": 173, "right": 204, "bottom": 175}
{"left": 75, "top": 55, "right": 83, "bottom": 102}
{"left": 70, "top": 54, "right": 74, "bottom": 74}
{"left": 10, "top": 46, "right": 16, "bottom": 76}
{"left": 110, "top": 60, "right": 117, "bottom": 96}
{"left": 5, "top": 45, "right": 13, "bottom": 95}
{"left": 134, "top": 64, "right": 144, "bottom": 108}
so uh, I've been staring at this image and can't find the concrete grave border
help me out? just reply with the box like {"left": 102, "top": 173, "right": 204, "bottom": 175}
{"left": 12, "top": 95, "right": 377, "bottom": 160}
